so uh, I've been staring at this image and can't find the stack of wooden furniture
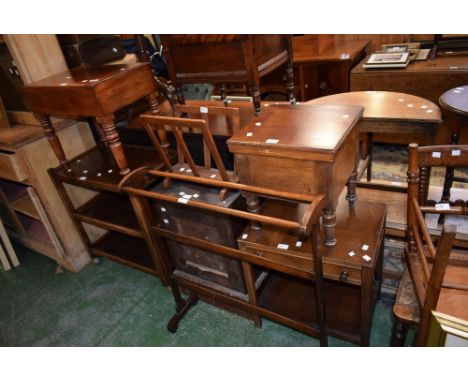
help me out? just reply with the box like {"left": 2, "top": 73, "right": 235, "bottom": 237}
{"left": 120, "top": 99, "right": 386, "bottom": 345}
{"left": 391, "top": 143, "right": 468, "bottom": 346}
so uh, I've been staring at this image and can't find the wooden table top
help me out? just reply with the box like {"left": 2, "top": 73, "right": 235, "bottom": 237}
{"left": 440, "top": 85, "right": 468, "bottom": 117}
{"left": 307, "top": 91, "right": 442, "bottom": 122}
{"left": 22, "top": 62, "right": 148, "bottom": 88}
{"left": 22, "top": 62, "right": 155, "bottom": 117}
{"left": 352, "top": 54, "right": 468, "bottom": 74}
{"left": 238, "top": 198, "right": 386, "bottom": 271}
{"left": 228, "top": 103, "right": 363, "bottom": 155}
{"left": 294, "top": 40, "right": 370, "bottom": 64}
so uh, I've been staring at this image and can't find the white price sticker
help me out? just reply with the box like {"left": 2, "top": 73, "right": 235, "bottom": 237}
{"left": 452, "top": 150, "right": 461, "bottom": 156}
{"left": 362, "top": 244, "right": 369, "bottom": 251}
{"left": 435, "top": 203, "right": 450, "bottom": 211}
{"left": 348, "top": 251, "right": 356, "bottom": 257}
{"left": 363, "top": 255, "right": 372, "bottom": 262}
{"left": 432, "top": 151, "right": 441, "bottom": 158}
{"left": 277, "top": 243, "right": 289, "bottom": 250}
{"left": 265, "top": 139, "right": 279, "bottom": 144}
{"left": 177, "top": 198, "right": 189, "bottom": 204}
{"left": 296, "top": 241, "right": 302, "bottom": 248}
{"left": 200, "top": 106, "right": 208, "bottom": 114}
{"left": 241, "top": 234, "right": 248, "bottom": 239}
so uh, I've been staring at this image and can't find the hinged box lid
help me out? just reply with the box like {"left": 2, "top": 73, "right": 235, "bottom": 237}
{"left": 227, "top": 103, "right": 363, "bottom": 157}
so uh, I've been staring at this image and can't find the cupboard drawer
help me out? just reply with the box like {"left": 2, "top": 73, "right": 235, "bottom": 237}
{"left": 243, "top": 245, "right": 362, "bottom": 285}
{"left": 0, "top": 152, "right": 27, "bottom": 182}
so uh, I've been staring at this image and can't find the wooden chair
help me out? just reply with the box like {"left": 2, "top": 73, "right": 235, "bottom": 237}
{"left": 139, "top": 104, "right": 240, "bottom": 199}
{"left": 391, "top": 143, "right": 468, "bottom": 346}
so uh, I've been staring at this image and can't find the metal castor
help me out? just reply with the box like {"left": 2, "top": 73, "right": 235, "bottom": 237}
{"left": 92, "top": 257, "right": 101, "bottom": 265}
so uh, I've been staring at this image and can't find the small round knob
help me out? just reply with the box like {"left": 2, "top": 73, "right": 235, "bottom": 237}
{"left": 339, "top": 270, "right": 349, "bottom": 282}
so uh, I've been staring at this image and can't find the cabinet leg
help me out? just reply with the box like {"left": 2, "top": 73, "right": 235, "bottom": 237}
{"left": 168, "top": 282, "right": 198, "bottom": 333}
{"left": 346, "top": 169, "right": 358, "bottom": 209}
{"left": 249, "top": 85, "right": 262, "bottom": 115}
{"left": 285, "top": 63, "right": 296, "bottom": 104}
{"left": 390, "top": 321, "right": 409, "bottom": 346}
{"left": 220, "top": 83, "right": 229, "bottom": 106}
{"left": 322, "top": 208, "right": 336, "bottom": 247}
{"left": 36, "top": 114, "right": 70, "bottom": 171}
{"left": 176, "top": 85, "right": 185, "bottom": 105}
{"left": 96, "top": 115, "right": 130, "bottom": 175}
{"left": 439, "top": 128, "right": 460, "bottom": 224}
{"left": 366, "top": 132, "right": 373, "bottom": 182}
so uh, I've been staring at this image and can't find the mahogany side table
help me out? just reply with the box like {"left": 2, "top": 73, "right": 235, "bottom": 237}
{"left": 307, "top": 91, "right": 442, "bottom": 188}
{"left": 160, "top": 35, "right": 295, "bottom": 115}
{"left": 439, "top": 85, "right": 468, "bottom": 204}
{"left": 227, "top": 103, "right": 363, "bottom": 246}
{"left": 22, "top": 62, "right": 162, "bottom": 175}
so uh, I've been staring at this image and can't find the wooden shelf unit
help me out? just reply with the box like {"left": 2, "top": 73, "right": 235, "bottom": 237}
{"left": 0, "top": 178, "right": 59, "bottom": 258}
{"left": 49, "top": 143, "right": 175, "bottom": 283}
{"left": 89, "top": 231, "right": 158, "bottom": 276}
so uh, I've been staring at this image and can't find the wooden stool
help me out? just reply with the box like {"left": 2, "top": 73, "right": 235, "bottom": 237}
{"left": 307, "top": 91, "right": 442, "bottom": 191}
{"left": 23, "top": 62, "right": 164, "bottom": 175}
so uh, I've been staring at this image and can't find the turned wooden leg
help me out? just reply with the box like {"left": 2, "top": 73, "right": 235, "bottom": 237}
{"left": 147, "top": 91, "right": 169, "bottom": 151}
{"left": 346, "top": 169, "right": 358, "bottom": 209}
{"left": 175, "top": 85, "right": 185, "bottom": 105}
{"left": 322, "top": 207, "right": 336, "bottom": 247}
{"left": 390, "top": 321, "right": 409, "bottom": 346}
{"left": 219, "top": 83, "right": 229, "bottom": 105}
{"left": 92, "top": 118, "right": 108, "bottom": 145}
{"left": 36, "top": 113, "right": 70, "bottom": 171}
{"left": 96, "top": 115, "right": 129, "bottom": 175}
{"left": 285, "top": 62, "right": 296, "bottom": 104}
{"left": 249, "top": 85, "right": 262, "bottom": 115}
{"left": 245, "top": 193, "right": 261, "bottom": 230}
{"left": 439, "top": 127, "right": 460, "bottom": 224}
{"left": 366, "top": 132, "right": 373, "bottom": 182}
